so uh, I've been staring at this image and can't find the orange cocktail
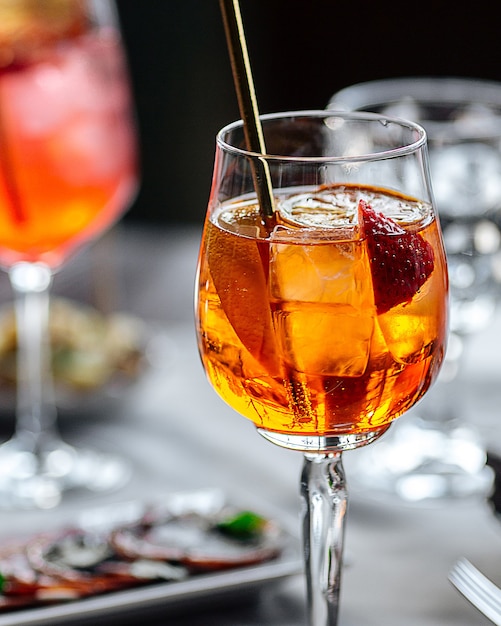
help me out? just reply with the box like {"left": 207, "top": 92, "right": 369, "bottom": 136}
{"left": 0, "top": 2, "right": 137, "bottom": 268}
{"left": 197, "top": 183, "right": 447, "bottom": 439}
{"left": 195, "top": 111, "right": 448, "bottom": 625}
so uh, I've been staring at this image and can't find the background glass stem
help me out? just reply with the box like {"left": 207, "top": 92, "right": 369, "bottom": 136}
{"left": 9, "top": 262, "right": 56, "bottom": 453}
{"left": 301, "top": 452, "right": 347, "bottom": 626}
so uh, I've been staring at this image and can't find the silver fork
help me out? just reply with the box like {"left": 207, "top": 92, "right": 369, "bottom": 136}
{"left": 449, "top": 558, "right": 501, "bottom": 625}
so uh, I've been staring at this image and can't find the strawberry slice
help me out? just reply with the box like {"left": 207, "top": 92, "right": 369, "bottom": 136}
{"left": 360, "top": 199, "right": 434, "bottom": 314}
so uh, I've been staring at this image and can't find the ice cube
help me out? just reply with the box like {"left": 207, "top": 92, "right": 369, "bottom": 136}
{"left": 430, "top": 143, "right": 501, "bottom": 217}
{"left": 2, "top": 63, "right": 71, "bottom": 136}
{"left": 273, "top": 301, "right": 374, "bottom": 376}
{"left": 382, "top": 97, "right": 423, "bottom": 123}
{"left": 277, "top": 190, "right": 359, "bottom": 228}
{"left": 379, "top": 312, "right": 431, "bottom": 364}
{"left": 453, "top": 103, "right": 501, "bottom": 135}
{"left": 269, "top": 220, "right": 375, "bottom": 377}
{"left": 49, "top": 115, "right": 132, "bottom": 183}
{"left": 378, "top": 266, "right": 444, "bottom": 365}
{"left": 270, "top": 234, "right": 364, "bottom": 304}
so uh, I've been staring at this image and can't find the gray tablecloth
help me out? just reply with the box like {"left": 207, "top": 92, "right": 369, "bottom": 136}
{"left": 0, "top": 223, "right": 500, "bottom": 626}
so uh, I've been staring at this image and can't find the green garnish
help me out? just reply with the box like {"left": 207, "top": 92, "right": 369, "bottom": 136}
{"left": 216, "top": 510, "right": 267, "bottom": 540}
{"left": 0, "top": 571, "right": 5, "bottom": 592}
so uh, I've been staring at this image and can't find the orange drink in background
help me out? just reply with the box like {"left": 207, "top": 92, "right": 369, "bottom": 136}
{"left": 0, "top": 1, "right": 137, "bottom": 269}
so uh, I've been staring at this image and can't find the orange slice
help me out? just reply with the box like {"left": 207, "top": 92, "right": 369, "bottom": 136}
{"left": 207, "top": 220, "right": 280, "bottom": 376}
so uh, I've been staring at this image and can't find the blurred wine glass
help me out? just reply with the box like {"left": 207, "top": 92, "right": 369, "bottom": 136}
{"left": 0, "top": 0, "right": 138, "bottom": 508}
{"left": 328, "top": 77, "right": 501, "bottom": 501}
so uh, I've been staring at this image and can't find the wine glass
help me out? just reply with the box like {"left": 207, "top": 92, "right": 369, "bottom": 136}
{"left": 195, "top": 111, "right": 448, "bottom": 625}
{"left": 0, "top": 0, "right": 138, "bottom": 509}
{"left": 328, "top": 77, "right": 501, "bottom": 501}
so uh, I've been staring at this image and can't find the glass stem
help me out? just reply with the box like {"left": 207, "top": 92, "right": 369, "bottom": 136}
{"left": 301, "top": 452, "right": 347, "bottom": 626}
{"left": 9, "top": 262, "right": 57, "bottom": 453}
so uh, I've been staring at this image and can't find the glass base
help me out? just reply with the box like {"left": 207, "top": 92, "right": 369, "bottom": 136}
{"left": 0, "top": 437, "right": 130, "bottom": 509}
{"left": 346, "top": 416, "right": 494, "bottom": 502}
{"left": 256, "top": 425, "right": 390, "bottom": 453}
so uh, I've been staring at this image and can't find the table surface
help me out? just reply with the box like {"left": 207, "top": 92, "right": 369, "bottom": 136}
{"left": 0, "top": 223, "right": 500, "bottom": 626}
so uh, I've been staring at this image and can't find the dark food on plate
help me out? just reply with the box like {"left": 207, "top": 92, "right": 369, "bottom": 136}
{"left": 0, "top": 505, "right": 284, "bottom": 612}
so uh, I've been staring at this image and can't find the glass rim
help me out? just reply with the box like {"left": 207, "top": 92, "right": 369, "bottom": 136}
{"left": 327, "top": 78, "right": 501, "bottom": 139}
{"left": 328, "top": 76, "right": 501, "bottom": 109}
{"left": 216, "top": 109, "right": 427, "bottom": 163}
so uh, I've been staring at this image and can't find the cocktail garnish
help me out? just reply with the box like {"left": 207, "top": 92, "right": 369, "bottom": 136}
{"left": 361, "top": 199, "right": 434, "bottom": 314}
{"left": 216, "top": 510, "right": 267, "bottom": 540}
{"left": 207, "top": 219, "right": 280, "bottom": 374}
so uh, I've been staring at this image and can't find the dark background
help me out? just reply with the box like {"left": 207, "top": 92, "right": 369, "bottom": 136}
{"left": 116, "top": 0, "right": 501, "bottom": 226}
